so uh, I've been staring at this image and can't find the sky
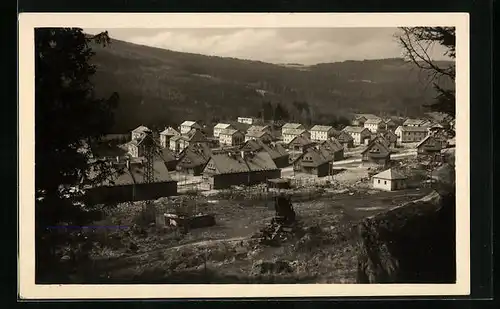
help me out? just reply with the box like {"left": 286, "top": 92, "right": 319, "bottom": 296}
{"left": 85, "top": 28, "right": 450, "bottom": 65}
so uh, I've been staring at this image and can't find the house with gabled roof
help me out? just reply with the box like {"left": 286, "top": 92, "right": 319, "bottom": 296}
{"left": 342, "top": 126, "right": 371, "bottom": 145}
{"left": 240, "top": 139, "right": 290, "bottom": 168}
{"left": 416, "top": 135, "right": 444, "bottom": 156}
{"left": 179, "top": 120, "right": 202, "bottom": 134}
{"left": 383, "top": 119, "right": 398, "bottom": 131}
{"left": 131, "top": 125, "right": 152, "bottom": 141}
{"left": 352, "top": 113, "right": 381, "bottom": 127}
{"left": 170, "top": 128, "right": 207, "bottom": 154}
{"left": 309, "top": 125, "right": 338, "bottom": 142}
{"left": 282, "top": 128, "right": 310, "bottom": 144}
{"left": 219, "top": 128, "right": 245, "bottom": 147}
{"left": 247, "top": 125, "right": 271, "bottom": 135}
{"left": 380, "top": 130, "right": 398, "bottom": 148}
{"left": 159, "top": 126, "right": 180, "bottom": 148}
{"left": 361, "top": 138, "right": 391, "bottom": 167}
{"left": 213, "top": 123, "right": 234, "bottom": 138}
{"left": 336, "top": 131, "right": 355, "bottom": 149}
{"left": 202, "top": 150, "right": 280, "bottom": 189}
{"left": 176, "top": 142, "right": 212, "bottom": 176}
{"left": 292, "top": 147, "right": 330, "bottom": 177}
{"left": 372, "top": 168, "right": 407, "bottom": 191}
{"left": 84, "top": 158, "right": 177, "bottom": 204}
{"left": 287, "top": 135, "right": 316, "bottom": 153}
{"left": 244, "top": 130, "right": 273, "bottom": 143}
{"left": 317, "top": 138, "right": 344, "bottom": 162}
{"left": 282, "top": 123, "right": 305, "bottom": 130}
{"left": 394, "top": 125, "right": 429, "bottom": 143}
{"left": 159, "top": 147, "right": 177, "bottom": 171}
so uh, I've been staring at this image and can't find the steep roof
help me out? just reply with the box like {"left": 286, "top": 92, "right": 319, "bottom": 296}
{"left": 336, "top": 131, "right": 354, "bottom": 142}
{"left": 373, "top": 168, "right": 407, "bottom": 180}
{"left": 343, "top": 126, "right": 369, "bottom": 133}
{"left": 288, "top": 135, "right": 314, "bottom": 147}
{"left": 282, "top": 123, "right": 303, "bottom": 130}
{"left": 214, "top": 123, "right": 232, "bottom": 129}
{"left": 177, "top": 143, "right": 212, "bottom": 168}
{"left": 160, "top": 126, "right": 180, "bottom": 136}
{"left": 310, "top": 125, "right": 334, "bottom": 132}
{"left": 381, "top": 130, "right": 398, "bottom": 142}
{"left": 319, "top": 138, "right": 343, "bottom": 153}
{"left": 241, "top": 139, "right": 288, "bottom": 160}
{"left": 243, "top": 151, "right": 278, "bottom": 172}
{"left": 361, "top": 138, "right": 391, "bottom": 155}
{"left": 183, "top": 128, "right": 206, "bottom": 142}
{"left": 416, "top": 135, "right": 444, "bottom": 149}
{"left": 293, "top": 147, "right": 330, "bottom": 167}
{"left": 132, "top": 125, "right": 152, "bottom": 134}
{"left": 228, "top": 121, "right": 251, "bottom": 132}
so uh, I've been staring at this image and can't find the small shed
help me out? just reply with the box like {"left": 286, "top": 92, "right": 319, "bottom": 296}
{"left": 372, "top": 168, "right": 407, "bottom": 191}
{"left": 267, "top": 178, "right": 291, "bottom": 190}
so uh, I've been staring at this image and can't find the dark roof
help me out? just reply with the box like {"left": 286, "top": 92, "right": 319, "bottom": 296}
{"left": 288, "top": 135, "right": 315, "bottom": 147}
{"left": 336, "top": 131, "right": 354, "bottom": 143}
{"left": 160, "top": 148, "right": 176, "bottom": 163}
{"left": 208, "top": 150, "right": 278, "bottom": 175}
{"left": 361, "top": 139, "right": 391, "bottom": 156}
{"left": 319, "top": 139, "right": 344, "bottom": 157}
{"left": 240, "top": 140, "right": 288, "bottom": 160}
{"left": 293, "top": 147, "right": 330, "bottom": 167}
{"left": 343, "top": 126, "right": 370, "bottom": 134}
{"left": 177, "top": 143, "right": 212, "bottom": 168}
{"left": 381, "top": 130, "right": 398, "bottom": 142}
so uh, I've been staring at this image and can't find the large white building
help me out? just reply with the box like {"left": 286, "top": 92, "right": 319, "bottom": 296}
{"left": 219, "top": 129, "right": 245, "bottom": 147}
{"left": 309, "top": 125, "right": 337, "bottom": 142}
{"left": 395, "top": 126, "right": 429, "bottom": 143}
{"left": 342, "top": 126, "right": 371, "bottom": 145}
{"left": 282, "top": 128, "right": 309, "bottom": 144}
{"left": 364, "top": 118, "right": 385, "bottom": 133}
{"left": 213, "top": 123, "right": 234, "bottom": 138}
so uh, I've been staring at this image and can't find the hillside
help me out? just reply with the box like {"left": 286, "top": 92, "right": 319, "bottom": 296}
{"left": 89, "top": 38, "right": 454, "bottom": 132}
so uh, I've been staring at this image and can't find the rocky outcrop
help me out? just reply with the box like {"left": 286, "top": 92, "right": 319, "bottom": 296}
{"left": 356, "top": 187, "right": 456, "bottom": 283}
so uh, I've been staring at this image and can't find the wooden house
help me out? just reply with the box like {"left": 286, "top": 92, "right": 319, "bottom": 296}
{"left": 244, "top": 130, "right": 273, "bottom": 143}
{"left": 176, "top": 143, "right": 212, "bottom": 176}
{"left": 336, "top": 131, "right": 355, "bottom": 149}
{"left": 84, "top": 159, "right": 177, "bottom": 205}
{"left": 240, "top": 139, "right": 290, "bottom": 168}
{"left": 361, "top": 138, "right": 391, "bottom": 167}
{"left": 202, "top": 150, "right": 280, "bottom": 189}
{"left": 317, "top": 138, "right": 344, "bottom": 162}
{"left": 292, "top": 147, "right": 330, "bottom": 177}
{"left": 380, "top": 130, "right": 398, "bottom": 148}
{"left": 131, "top": 125, "right": 152, "bottom": 141}
{"left": 170, "top": 129, "right": 207, "bottom": 154}
{"left": 159, "top": 127, "right": 180, "bottom": 148}
{"left": 342, "top": 126, "right": 372, "bottom": 145}
{"left": 416, "top": 135, "right": 444, "bottom": 156}
{"left": 288, "top": 135, "right": 315, "bottom": 152}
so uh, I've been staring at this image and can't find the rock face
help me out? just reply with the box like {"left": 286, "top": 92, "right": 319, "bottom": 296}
{"left": 356, "top": 187, "right": 456, "bottom": 283}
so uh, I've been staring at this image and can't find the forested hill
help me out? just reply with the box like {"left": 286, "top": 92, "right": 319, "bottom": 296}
{"left": 89, "top": 38, "right": 454, "bottom": 132}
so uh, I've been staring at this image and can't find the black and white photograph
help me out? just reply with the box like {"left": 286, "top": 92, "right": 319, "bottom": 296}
{"left": 19, "top": 13, "right": 470, "bottom": 299}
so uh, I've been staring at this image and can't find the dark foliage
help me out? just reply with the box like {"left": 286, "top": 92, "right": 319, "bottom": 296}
{"left": 397, "top": 27, "right": 456, "bottom": 118}
{"left": 35, "top": 28, "right": 119, "bottom": 279}
{"left": 88, "top": 39, "right": 452, "bottom": 132}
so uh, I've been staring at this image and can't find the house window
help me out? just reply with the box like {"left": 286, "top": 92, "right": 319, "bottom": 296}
{"left": 377, "top": 179, "right": 380, "bottom": 184}
{"left": 384, "top": 181, "right": 387, "bottom": 185}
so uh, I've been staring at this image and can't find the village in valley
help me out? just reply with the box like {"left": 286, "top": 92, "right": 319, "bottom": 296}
{"left": 76, "top": 110, "right": 456, "bottom": 283}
